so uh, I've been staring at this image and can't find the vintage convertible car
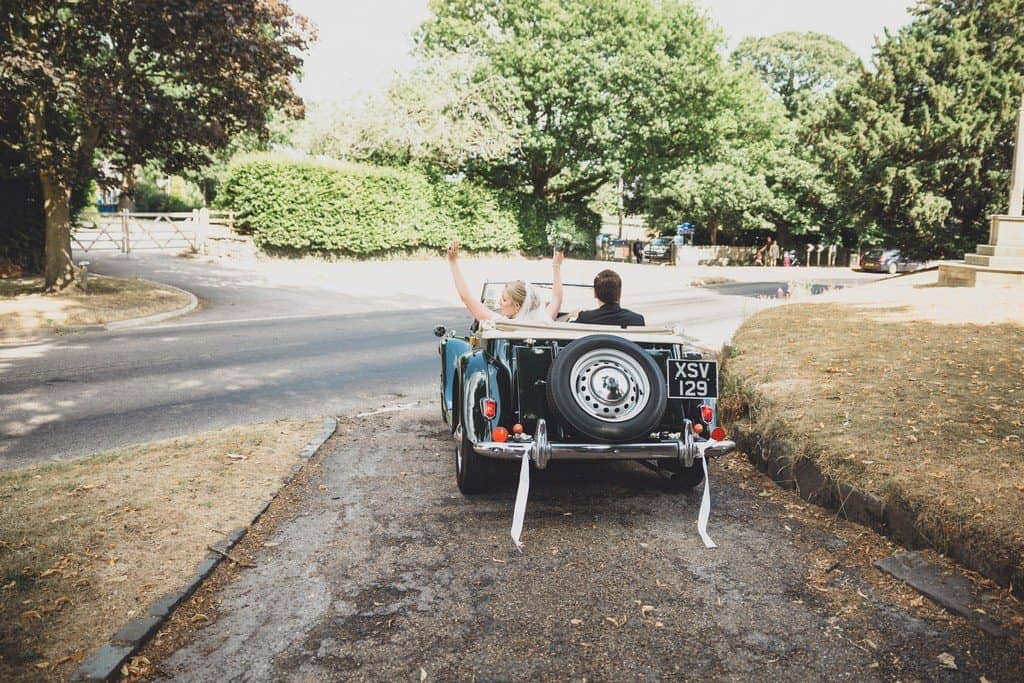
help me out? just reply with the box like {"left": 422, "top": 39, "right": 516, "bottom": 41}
{"left": 434, "top": 282, "right": 736, "bottom": 496}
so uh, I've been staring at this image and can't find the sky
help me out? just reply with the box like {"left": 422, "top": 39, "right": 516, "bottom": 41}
{"left": 290, "top": 0, "right": 915, "bottom": 104}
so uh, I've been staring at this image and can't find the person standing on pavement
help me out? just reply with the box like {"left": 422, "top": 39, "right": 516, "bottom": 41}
{"left": 767, "top": 237, "right": 780, "bottom": 267}
{"left": 571, "top": 269, "right": 645, "bottom": 326}
{"left": 632, "top": 240, "right": 643, "bottom": 264}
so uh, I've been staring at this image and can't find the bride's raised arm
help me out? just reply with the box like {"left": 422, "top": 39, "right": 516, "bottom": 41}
{"left": 447, "top": 241, "right": 494, "bottom": 322}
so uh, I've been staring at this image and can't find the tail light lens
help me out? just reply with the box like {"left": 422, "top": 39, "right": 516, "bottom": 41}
{"left": 711, "top": 426, "right": 726, "bottom": 441}
{"left": 481, "top": 398, "right": 497, "bottom": 420}
{"left": 700, "top": 405, "right": 714, "bottom": 424}
{"left": 492, "top": 427, "right": 509, "bottom": 442}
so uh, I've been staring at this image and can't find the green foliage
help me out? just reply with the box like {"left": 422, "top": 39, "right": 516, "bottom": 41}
{"left": 545, "top": 216, "right": 587, "bottom": 252}
{"left": 818, "top": 0, "right": 1024, "bottom": 258}
{"left": 502, "top": 193, "right": 600, "bottom": 255}
{"left": 417, "top": 0, "right": 735, "bottom": 199}
{"left": 1, "top": 0, "right": 313, "bottom": 285}
{"left": 289, "top": 56, "right": 520, "bottom": 173}
{"left": 134, "top": 164, "right": 205, "bottom": 212}
{"left": 216, "top": 155, "right": 522, "bottom": 255}
{"left": 133, "top": 180, "right": 203, "bottom": 213}
{"left": 730, "top": 32, "right": 862, "bottom": 120}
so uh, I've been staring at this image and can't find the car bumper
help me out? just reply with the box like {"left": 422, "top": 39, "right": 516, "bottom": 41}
{"left": 465, "top": 419, "right": 735, "bottom": 469}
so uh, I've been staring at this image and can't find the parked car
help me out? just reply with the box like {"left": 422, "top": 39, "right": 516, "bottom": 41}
{"left": 642, "top": 236, "right": 675, "bottom": 263}
{"left": 434, "top": 282, "right": 735, "bottom": 495}
{"left": 858, "top": 248, "right": 922, "bottom": 274}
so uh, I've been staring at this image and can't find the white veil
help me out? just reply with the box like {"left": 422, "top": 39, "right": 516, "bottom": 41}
{"left": 514, "top": 284, "right": 549, "bottom": 322}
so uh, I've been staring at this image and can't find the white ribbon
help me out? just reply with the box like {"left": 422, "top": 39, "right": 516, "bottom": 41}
{"left": 697, "top": 456, "right": 717, "bottom": 549}
{"left": 510, "top": 451, "right": 530, "bottom": 551}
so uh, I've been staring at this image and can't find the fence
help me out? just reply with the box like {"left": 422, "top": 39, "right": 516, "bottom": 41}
{"left": 72, "top": 209, "right": 236, "bottom": 255}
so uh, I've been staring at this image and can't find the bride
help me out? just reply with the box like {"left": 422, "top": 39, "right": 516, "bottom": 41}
{"left": 446, "top": 240, "right": 564, "bottom": 323}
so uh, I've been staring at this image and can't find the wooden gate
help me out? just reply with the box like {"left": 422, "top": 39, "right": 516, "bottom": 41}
{"left": 72, "top": 209, "right": 234, "bottom": 254}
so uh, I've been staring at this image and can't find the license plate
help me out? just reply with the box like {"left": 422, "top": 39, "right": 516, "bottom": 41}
{"left": 666, "top": 359, "right": 718, "bottom": 399}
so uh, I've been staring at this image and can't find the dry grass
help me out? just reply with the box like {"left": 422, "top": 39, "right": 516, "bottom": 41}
{"left": 722, "top": 272, "right": 1024, "bottom": 585}
{"left": 0, "top": 276, "right": 191, "bottom": 340}
{"left": 0, "top": 418, "right": 321, "bottom": 682}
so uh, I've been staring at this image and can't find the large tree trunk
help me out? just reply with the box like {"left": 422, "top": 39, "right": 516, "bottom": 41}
{"left": 42, "top": 172, "right": 75, "bottom": 291}
{"left": 710, "top": 223, "right": 720, "bottom": 246}
{"left": 117, "top": 169, "right": 136, "bottom": 211}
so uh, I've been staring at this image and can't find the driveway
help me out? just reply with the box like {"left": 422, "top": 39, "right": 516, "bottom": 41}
{"left": 150, "top": 404, "right": 1024, "bottom": 680}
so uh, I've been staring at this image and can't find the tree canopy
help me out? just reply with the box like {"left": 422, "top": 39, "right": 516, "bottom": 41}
{"left": 415, "top": 0, "right": 738, "bottom": 200}
{"left": 730, "top": 32, "right": 862, "bottom": 121}
{"left": 819, "top": 0, "right": 1024, "bottom": 258}
{"left": 0, "top": 1, "right": 313, "bottom": 287}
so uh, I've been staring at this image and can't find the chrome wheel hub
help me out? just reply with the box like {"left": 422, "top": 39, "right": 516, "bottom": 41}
{"left": 569, "top": 349, "right": 649, "bottom": 422}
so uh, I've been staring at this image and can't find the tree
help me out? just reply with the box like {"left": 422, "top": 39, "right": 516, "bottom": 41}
{"left": 730, "top": 32, "right": 862, "bottom": 121}
{"left": 819, "top": 0, "right": 1024, "bottom": 258}
{"left": 640, "top": 65, "right": 799, "bottom": 245}
{"left": 727, "top": 32, "right": 861, "bottom": 246}
{"left": 0, "top": 1, "right": 313, "bottom": 288}
{"left": 289, "top": 53, "right": 521, "bottom": 172}
{"left": 416, "top": 0, "right": 738, "bottom": 201}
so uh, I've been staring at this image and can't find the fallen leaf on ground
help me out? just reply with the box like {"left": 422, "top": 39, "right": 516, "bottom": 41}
{"left": 937, "top": 652, "right": 957, "bottom": 670}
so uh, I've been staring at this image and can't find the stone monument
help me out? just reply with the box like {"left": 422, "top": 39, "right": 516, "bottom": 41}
{"left": 938, "top": 93, "right": 1024, "bottom": 286}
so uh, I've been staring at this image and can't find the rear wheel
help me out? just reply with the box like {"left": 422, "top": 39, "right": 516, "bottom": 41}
{"left": 887, "top": 262, "right": 898, "bottom": 275}
{"left": 455, "top": 421, "right": 489, "bottom": 494}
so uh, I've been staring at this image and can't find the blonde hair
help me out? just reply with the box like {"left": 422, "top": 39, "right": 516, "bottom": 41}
{"left": 504, "top": 280, "right": 527, "bottom": 308}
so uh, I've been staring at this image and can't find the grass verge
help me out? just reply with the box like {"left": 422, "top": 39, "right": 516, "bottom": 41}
{"left": 0, "top": 276, "right": 191, "bottom": 341}
{"left": 0, "top": 418, "right": 320, "bottom": 681}
{"left": 720, "top": 273, "right": 1024, "bottom": 594}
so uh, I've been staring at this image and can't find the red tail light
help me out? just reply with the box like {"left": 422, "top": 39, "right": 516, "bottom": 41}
{"left": 700, "top": 405, "right": 714, "bottom": 424}
{"left": 693, "top": 423, "right": 704, "bottom": 434}
{"left": 711, "top": 427, "right": 726, "bottom": 441}
{"left": 492, "top": 427, "right": 509, "bottom": 442}
{"left": 481, "top": 398, "right": 497, "bottom": 420}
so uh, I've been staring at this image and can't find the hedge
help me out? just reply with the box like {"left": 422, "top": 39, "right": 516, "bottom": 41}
{"left": 216, "top": 155, "right": 523, "bottom": 255}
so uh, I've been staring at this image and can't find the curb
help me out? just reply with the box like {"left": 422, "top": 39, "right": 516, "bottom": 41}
{"left": 731, "top": 423, "right": 1023, "bottom": 601}
{"left": 103, "top": 279, "right": 199, "bottom": 331}
{"left": 0, "top": 277, "right": 199, "bottom": 346}
{"left": 70, "top": 416, "right": 338, "bottom": 683}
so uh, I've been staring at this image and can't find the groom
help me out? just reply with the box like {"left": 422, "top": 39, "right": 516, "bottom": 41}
{"left": 571, "top": 269, "right": 645, "bottom": 327}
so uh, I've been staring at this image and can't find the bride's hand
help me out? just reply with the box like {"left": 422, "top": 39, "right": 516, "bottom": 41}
{"left": 447, "top": 240, "right": 460, "bottom": 262}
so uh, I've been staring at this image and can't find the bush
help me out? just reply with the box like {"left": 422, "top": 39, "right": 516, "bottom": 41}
{"left": 216, "top": 155, "right": 522, "bottom": 255}
{"left": 134, "top": 179, "right": 203, "bottom": 213}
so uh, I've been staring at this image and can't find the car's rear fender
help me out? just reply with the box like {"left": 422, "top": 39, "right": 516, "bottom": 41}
{"left": 440, "top": 336, "right": 471, "bottom": 426}
{"left": 457, "top": 350, "right": 499, "bottom": 445}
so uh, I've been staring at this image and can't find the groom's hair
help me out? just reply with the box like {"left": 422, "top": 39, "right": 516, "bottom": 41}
{"left": 593, "top": 269, "right": 621, "bottom": 305}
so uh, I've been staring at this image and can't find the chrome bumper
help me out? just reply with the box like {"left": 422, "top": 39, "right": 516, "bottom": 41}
{"left": 465, "top": 419, "right": 735, "bottom": 470}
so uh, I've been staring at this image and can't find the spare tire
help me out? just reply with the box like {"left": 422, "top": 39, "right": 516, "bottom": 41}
{"left": 546, "top": 334, "right": 667, "bottom": 443}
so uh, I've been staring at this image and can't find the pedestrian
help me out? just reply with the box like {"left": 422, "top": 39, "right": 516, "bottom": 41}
{"left": 767, "top": 237, "right": 780, "bottom": 267}
{"left": 632, "top": 240, "right": 643, "bottom": 264}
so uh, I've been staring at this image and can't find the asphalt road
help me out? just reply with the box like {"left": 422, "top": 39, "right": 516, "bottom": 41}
{"left": 150, "top": 405, "right": 1024, "bottom": 681}
{"left": 0, "top": 253, "right": 872, "bottom": 470}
